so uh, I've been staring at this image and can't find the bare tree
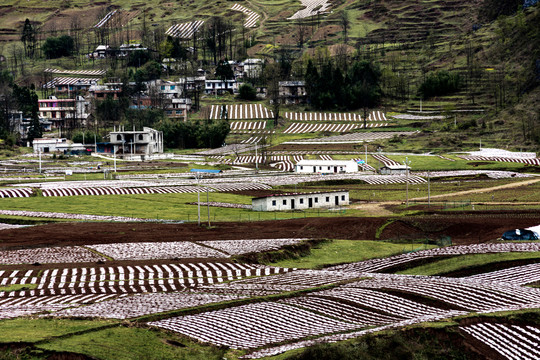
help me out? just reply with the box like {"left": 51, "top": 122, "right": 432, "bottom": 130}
{"left": 265, "top": 63, "right": 281, "bottom": 126}
{"left": 339, "top": 10, "right": 350, "bottom": 44}
{"left": 296, "top": 21, "right": 309, "bottom": 49}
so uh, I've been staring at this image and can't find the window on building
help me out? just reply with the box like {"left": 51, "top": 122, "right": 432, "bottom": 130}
{"left": 299, "top": 198, "right": 304, "bottom": 204}
{"left": 326, "top": 197, "right": 330, "bottom": 202}
{"left": 116, "top": 135, "right": 122, "bottom": 141}
{"left": 341, "top": 195, "right": 345, "bottom": 201}
{"left": 314, "top": 198, "right": 318, "bottom": 203}
{"left": 170, "top": 85, "right": 175, "bottom": 90}
{"left": 328, "top": 166, "right": 331, "bottom": 170}
{"left": 319, "top": 166, "right": 322, "bottom": 170}
{"left": 161, "top": 86, "right": 165, "bottom": 90}
{"left": 283, "top": 199, "right": 287, "bottom": 205}
{"left": 300, "top": 166, "right": 303, "bottom": 170}
{"left": 272, "top": 200, "right": 276, "bottom": 206}
{"left": 138, "top": 134, "right": 144, "bottom": 141}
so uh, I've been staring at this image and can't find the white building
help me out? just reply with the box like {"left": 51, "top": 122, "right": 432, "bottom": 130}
{"left": 108, "top": 126, "right": 163, "bottom": 160}
{"left": 242, "top": 58, "right": 263, "bottom": 78}
{"left": 295, "top": 160, "right": 358, "bottom": 174}
{"left": 252, "top": 191, "right": 349, "bottom": 211}
{"left": 379, "top": 164, "right": 410, "bottom": 175}
{"left": 205, "top": 79, "right": 238, "bottom": 95}
{"left": 33, "top": 138, "right": 68, "bottom": 153}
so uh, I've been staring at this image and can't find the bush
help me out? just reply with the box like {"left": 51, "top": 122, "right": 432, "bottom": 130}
{"left": 157, "top": 119, "right": 230, "bottom": 149}
{"left": 238, "top": 84, "right": 257, "bottom": 100}
{"left": 71, "top": 131, "right": 103, "bottom": 144}
{"left": 42, "top": 35, "right": 74, "bottom": 58}
{"left": 418, "top": 71, "right": 462, "bottom": 99}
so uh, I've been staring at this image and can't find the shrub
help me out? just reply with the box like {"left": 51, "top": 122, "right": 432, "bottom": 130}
{"left": 42, "top": 35, "right": 74, "bottom": 58}
{"left": 418, "top": 71, "right": 462, "bottom": 99}
{"left": 238, "top": 84, "right": 257, "bottom": 100}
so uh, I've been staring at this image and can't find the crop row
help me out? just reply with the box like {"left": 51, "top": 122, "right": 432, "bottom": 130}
{"left": 290, "top": 131, "right": 417, "bottom": 144}
{"left": 50, "top": 292, "right": 246, "bottom": 319}
{"left": 414, "top": 170, "right": 537, "bottom": 179}
{"left": 0, "top": 209, "right": 145, "bottom": 222}
{"left": 231, "top": 3, "right": 260, "bottom": 28}
{"left": 230, "top": 121, "right": 267, "bottom": 131}
{"left": 288, "top": 0, "right": 332, "bottom": 19}
{"left": 149, "top": 302, "right": 359, "bottom": 349}
{"left": 94, "top": 10, "right": 117, "bottom": 28}
{"left": 372, "top": 154, "right": 401, "bottom": 167}
{"left": 1, "top": 263, "right": 292, "bottom": 297}
{"left": 210, "top": 104, "right": 274, "bottom": 120}
{"left": 345, "top": 274, "right": 540, "bottom": 312}
{"left": 327, "top": 242, "right": 540, "bottom": 273}
{"left": 165, "top": 20, "right": 205, "bottom": 39}
{"left": 461, "top": 323, "right": 540, "bottom": 360}
{"left": 466, "top": 263, "right": 540, "bottom": 285}
{"left": 283, "top": 122, "right": 388, "bottom": 134}
{"left": 458, "top": 155, "right": 540, "bottom": 166}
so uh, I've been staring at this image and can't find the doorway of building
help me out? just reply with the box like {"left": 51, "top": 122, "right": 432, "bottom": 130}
{"left": 308, "top": 198, "right": 313, "bottom": 208}
{"left": 291, "top": 199, "right": 295, "bottom": 209}
{"left": 335, "top": 196, "right": 339, "bottom": 206}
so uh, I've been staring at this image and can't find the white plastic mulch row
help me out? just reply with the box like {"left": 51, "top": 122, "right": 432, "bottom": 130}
{"left": 165, "top": 20, "right": 205, "bottom": 38}
{"left": 283, "top": 123, "right": 387, "bottom": 134}
{"left": 0, "top": 246, "right": 104, "bottom": 265}
{"left": 466, "top": 148, "right": 537, "bottom": 159}
{"left": 87, "top": 242, "right": 228, "bottom": 260}
{"left": 371, "top": 154, "right": 401, "bottom": 167}
{"left": 0, "top": 210, "right": 146, "bottom": 223}
{"left": 149, "top": 302, "right": 360, "bottom": 349}
{"left": 44, "top": 68, "right": 107, "bottom": 76}
{"left": 0, "top": 188, "right": 33, "bottom": 198}
{"left": 209, "top": 104, "right": 274, "bottom": 120}
{"left": 466, "top": 263, "right": 540, "bottom": 285}
{"left": 328, "top": 242, "right": 540, "bottom": 273}
{"left": 94, "top": 10, "right": 117, "bottom": 28}
{"left": 461, "top": 323, "right": 540, "bottom": 360}
{"left": 240, "top": 136, "right": 265, "bottom": 144}
{"left": 413, "top": 170, "right": 537, "bottom": 179}
{"left": 458, "top": 155, "right": 540, "bottom": 166}
{"left": 202, "top": 238, "right": 305, "bottom": 255}
{"left": 367, "top": 111, "right": 388, "bottom": 121}
{"left": 230, "top": 121, "right": 267, "bottom": 131}
{"left": 1, "top": 263, "right": 291, "bottom": 297}
{"left": 50, "top": 292, "right": 246, "bottom": 319}
{"left": 347, "top": 274, "right": 540, "bottom": 312}
{"left": 44, "top": 77, "right": 98, "bottom": 89}
{"left": 287, "top": 0, "right": 332, "bottom": 19}
{"left": 284, "top": 112, "right": 364, "bottom": 122}
{"left": 0, "top": 294, "right": 118, "bottom": 320}
{"left": 231, "top": 3, "right": 260, "bottom": 28}
{"left": 42, "top": 186, "right": 208, "bottom": 197}
{"left": 209, "top": 183, "right": 272, "bottom": 192}
{"left": 280, "top": 296, "right": 404, "bottom": 325}
{"left": 351, "top": 159, "right": 376, "bottom": 171}
{"left": 287, "top": 132, "right": 418, "bottom": 144}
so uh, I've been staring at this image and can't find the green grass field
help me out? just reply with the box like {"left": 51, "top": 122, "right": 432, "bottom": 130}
{"left": 396, "top": 252, "right": 540, "bottom": 276}
{"left": 270, "top": 239, "right": 436, "bottom": 269}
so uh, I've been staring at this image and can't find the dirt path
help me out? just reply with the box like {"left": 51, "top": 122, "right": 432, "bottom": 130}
{"left": 349, "top": 202, "right": 398, "bottom": 216}
{"left": 410, "top": 178, "right": 540, "bottom": 201}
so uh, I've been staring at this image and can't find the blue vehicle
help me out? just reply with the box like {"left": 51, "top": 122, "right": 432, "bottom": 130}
{"left": 501, "top": 229, "right": 539, "bottom": 241}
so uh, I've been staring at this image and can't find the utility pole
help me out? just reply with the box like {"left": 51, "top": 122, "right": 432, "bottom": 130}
{"left": 38, "top": 148, "right": 42, "bottom": 174}
{"left": 207, "top": 187, "right": 210, "bottom": 227}
{"left": 364, "top": 144, "right": 368, "bottom": 166}
{"left": 197, "top": 172, "right": 201, "bottom": 226}
{"left": 404, "top": 157, "right": 412, "bottom": 206}
{"left": 428, "top": 171, "right": 431, "bottom": 208}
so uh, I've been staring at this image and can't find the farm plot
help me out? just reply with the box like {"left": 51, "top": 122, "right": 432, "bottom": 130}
{"left": 283, "top": 123, "right": 385, "bottom": 134}
{"left": 148, "top": 302, "right": 360, "bottom": 349}
{"left": 327, "top": 242, "right": 540, "bottom": 273}
{"left": 86, "top": 242, "right": 228, "bottom": 260}
{"left": 465, "top": 263, "right": 540, "bottom": 285}
{"left": 460, "top": 323, "right": 540, "bottom": 360}
{"left": 231, "top": 3, "right": 260, "bottom": 28}
{"left": 50, "top": 292, "right": 246, "bottom": 319}
{"left": 208, "top": 183, "right": 272, "bottom": 192}
{"left": 368, "top": 111, "right": 387, "bottom": 121}
{"left": 94, "top": 10, "right": 117, "bottom": 28}
{"left": 165, "top": 20, "right": 205, "bottom": 39}
{"left": 209, "top": 104, "right": 273, "bottom": 120}
{"left": 285, "top": 131, "right": 418, "bottom": 144}
{"left": 347, "top": 274, "right": 540, "bottom": 312}
{"left": 280, "top": 296, "right": 404, "bottom": 325}
{"left": 1, "top": 263, "right": 290, "bottom": 298}
{"left": 44, "top": 68, "right": 107, "bottom": 76}
{"left": 44, "top": 77, "right": 98, "bottom": 89}
{"left": 0, "top": 187, "right": 32, "bottom": 198}
{"left": 372, "top": 154, "right": 401, "bottom": 167}
{"left": 199, "top": 239, "right": 306, "bottom": 255}
{"left": 268, "top": 155, "right": 303, "bottom": 172}
{"left": 287, "top": 0, "right": 333, "bottom": 20}
{"left": 458, "top": 155, "right": 540, "bottom": 166}
{"left": 0, "top": 294, "right": 118, "bottom": 320}
{"left": 0, "top": 210, "right": 145, "bottom": 222}
{"left": 240, "top": 136, "right": 266, "bottom": 144}
{"left": 312, "top": 287, "right": 451, "bottom": 318}
{"left": 414, "top": 170, "right": 537, "bottom": 179}
{"left": 284, "top": 112, "right": 363, "bottom": 121}
{"left": 42, "top": 186, "right": 208, "bottom": 197}
{"left": 230, "top": 121, "right": 267, "bottom": 132}
{"left": 0, "top": 246, "right": 104, "bottom": 265}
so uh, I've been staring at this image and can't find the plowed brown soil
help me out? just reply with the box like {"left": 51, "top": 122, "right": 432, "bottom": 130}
{"left": 1, "top": 212, "right": 539, "bottom": 250}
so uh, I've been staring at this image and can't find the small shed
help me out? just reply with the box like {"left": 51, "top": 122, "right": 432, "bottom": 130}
{"left": 252, "top": 190, "right": 349, "bottom": 211}
{"left": 379, "top": 164, "right": 410, "bottom": 175}
{"left": 295, "top": 160, "right": 358, "bottom": 174}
